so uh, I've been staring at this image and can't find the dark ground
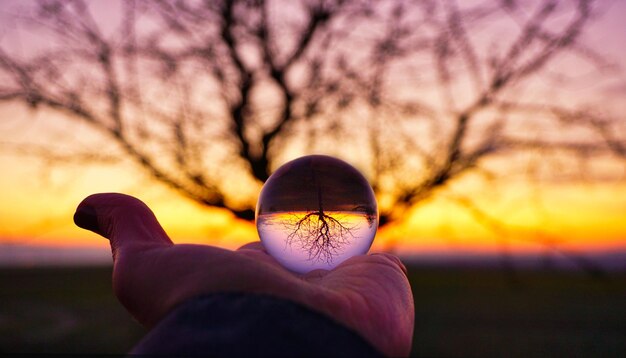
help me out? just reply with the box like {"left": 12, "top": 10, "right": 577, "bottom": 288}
{"left": 0, "top": 265, "right": 624, "bottom": 356}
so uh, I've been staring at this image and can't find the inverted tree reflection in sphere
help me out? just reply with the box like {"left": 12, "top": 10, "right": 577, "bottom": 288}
{"left": 256, "top": 155, "right": 378, "bottom": 273}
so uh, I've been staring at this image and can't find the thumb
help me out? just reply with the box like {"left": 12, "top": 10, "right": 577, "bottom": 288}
{"left": 74, "top": 193, "right": 173, "bottom": 255}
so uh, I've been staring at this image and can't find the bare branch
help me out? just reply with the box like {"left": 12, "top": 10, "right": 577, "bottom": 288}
{"left": 0, "top": 0, "right": 621, "bottom": 237}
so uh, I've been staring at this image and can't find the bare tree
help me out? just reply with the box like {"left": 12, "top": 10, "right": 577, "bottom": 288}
{"left": 0, "top": 0, "right": 624, "bottom": 258}
{"left": 282, "top": 185, "right": 356, "bottom": 263}
{"left": 362, "top": 0, "right": 625, "bottom": 223}
{"left": 0, "top": 0, "right": 387, "bottom": 219}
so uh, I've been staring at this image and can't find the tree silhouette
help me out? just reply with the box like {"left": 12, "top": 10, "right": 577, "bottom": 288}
{"left": 0, "top": 0, "right": 624, "bottom": 261}
{"left": 283, "top": 185, "right": 356, "bottom": 264}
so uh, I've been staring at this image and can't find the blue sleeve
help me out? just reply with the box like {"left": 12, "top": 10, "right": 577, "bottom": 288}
{"left": 131, "top": 293, "right": 382, "bottom": 357}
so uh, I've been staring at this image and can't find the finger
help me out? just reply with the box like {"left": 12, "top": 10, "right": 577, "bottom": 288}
{"left": 74, "top": 193, "right": 173, "bottom": 255}
{"left": 235, "top": 242, "right": 288, "bottom": 269}
{"left": 370, "top": 252, "right": 408, "bottom": 275}
{"left": 333, "top": 252, "right": 408, "bottom": 276}
{"left": 236, "top": 241, "right": 265, "bottom": 251}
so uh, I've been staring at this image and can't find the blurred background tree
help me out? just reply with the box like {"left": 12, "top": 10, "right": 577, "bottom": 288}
{"left": 0, "top": 0, "right": 624, "bottom": 247}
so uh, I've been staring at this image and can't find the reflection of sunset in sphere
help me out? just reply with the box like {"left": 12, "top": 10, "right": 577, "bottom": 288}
{"left": 256, "top": 155, "right": 378, "bottom": 274}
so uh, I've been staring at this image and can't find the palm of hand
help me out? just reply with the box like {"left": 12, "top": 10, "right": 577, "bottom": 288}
{"left": 75, "top": 193, "right": 414, "bottom": 356}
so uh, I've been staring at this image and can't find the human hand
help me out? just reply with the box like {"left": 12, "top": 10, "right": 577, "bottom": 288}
{"left": 74, "top": 193, "right": 414, "bottom": 356}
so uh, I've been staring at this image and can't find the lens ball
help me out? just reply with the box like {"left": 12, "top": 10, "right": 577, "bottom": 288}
{"left": 256, "top": 155, "right": 378, "bottom": 273}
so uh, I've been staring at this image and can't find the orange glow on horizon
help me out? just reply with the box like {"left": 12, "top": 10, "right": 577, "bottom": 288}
{"left": 1, "top": 155, "right": 624, "bottom": 257}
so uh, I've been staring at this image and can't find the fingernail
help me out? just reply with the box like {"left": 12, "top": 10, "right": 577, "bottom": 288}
{"left": 74, "top": 205, "right": 105, "bottom": 237}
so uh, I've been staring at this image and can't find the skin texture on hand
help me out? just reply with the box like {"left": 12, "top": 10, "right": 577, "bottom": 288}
{"left": 74, "top": 193, "right": 414, "bottom": 356}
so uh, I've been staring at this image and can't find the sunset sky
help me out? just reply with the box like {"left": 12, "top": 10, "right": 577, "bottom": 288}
{"left": 0, "top": 0, "right": 625, "bottom": 263}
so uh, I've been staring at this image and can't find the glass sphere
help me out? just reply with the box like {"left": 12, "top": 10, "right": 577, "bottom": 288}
{"left": 256, "top": 155, "right": 378, "bottom": 273}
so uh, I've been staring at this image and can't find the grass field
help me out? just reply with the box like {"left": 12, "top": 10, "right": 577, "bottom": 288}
{"left": 1, "top": 265, "right": 624, "bottom": 356}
